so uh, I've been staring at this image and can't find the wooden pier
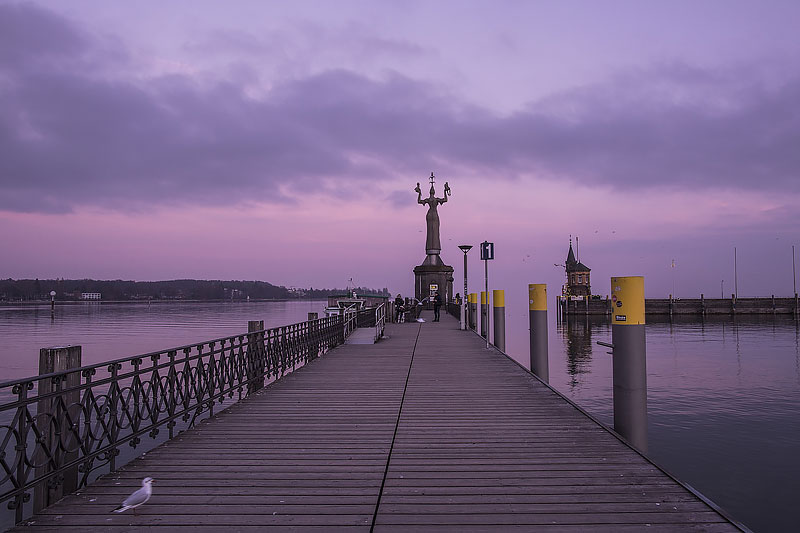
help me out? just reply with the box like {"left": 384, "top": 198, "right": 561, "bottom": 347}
{"left": 12, "top": 313, "right": 742, "bottom": 532}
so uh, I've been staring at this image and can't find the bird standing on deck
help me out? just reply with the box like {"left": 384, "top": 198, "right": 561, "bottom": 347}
{"left": 113, "top": 477, "right": 154, "bottom": 514}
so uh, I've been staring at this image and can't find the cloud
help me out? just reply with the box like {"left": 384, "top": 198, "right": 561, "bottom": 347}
{"left": 2, "top": 3, "right": 800, "bottom": 214}
{"left": 0, "top": 2, "right": 88, "bottom": 69}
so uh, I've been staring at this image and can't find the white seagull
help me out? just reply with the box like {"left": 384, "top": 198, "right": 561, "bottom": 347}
{"left": 113, "top": 477, "right": 155, "bottom": 514}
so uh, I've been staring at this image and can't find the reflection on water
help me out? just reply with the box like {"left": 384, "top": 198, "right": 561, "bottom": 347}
{"left": 560, "top": 315, "right": 609, "bottom": 390}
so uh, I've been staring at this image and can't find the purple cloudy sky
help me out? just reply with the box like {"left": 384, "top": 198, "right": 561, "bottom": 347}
{"left": 1, "top": 0, "right": 799, "bottom": 299}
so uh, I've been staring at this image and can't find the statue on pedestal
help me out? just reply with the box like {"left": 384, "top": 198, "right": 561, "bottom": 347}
{"left": 415, "top": 172, "right": 451, "bottom": 256}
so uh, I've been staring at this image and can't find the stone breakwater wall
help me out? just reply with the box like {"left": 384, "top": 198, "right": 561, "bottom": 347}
{"left": 560, "top": 296, "right": 800, "bottom": 316}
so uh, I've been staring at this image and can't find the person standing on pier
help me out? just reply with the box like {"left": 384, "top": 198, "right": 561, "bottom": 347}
{"left": 394, "top": 293, "right": 406, "bottom": 323}
{"left": 433, "top": 292, "right": 442, "bottom": 322}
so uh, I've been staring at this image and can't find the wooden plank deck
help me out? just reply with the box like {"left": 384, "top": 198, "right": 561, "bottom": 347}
{"left": 12, "top": 313, "right": 742, "bottom": 532}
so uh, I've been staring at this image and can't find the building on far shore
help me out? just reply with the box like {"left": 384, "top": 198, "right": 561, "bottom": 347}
{"left": 564, "top": 238, "right": 591, "bottom": 297}
{"left": 81, "top": 292, "right": 101, "bottom": 300}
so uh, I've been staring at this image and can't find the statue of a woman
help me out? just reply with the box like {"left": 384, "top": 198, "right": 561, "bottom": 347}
{"left": 415, "top": 175, "right": 450, "bottom": 255}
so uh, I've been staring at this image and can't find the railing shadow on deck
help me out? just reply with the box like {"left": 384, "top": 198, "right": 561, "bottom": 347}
{"left": 0, "top": 303, "right": 384, "bottom": 527}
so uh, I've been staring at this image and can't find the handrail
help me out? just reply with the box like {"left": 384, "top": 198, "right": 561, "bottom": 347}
{"left": 355, "top": 303, "right": 386, "bottom": 342}
{"left": 0, "top": 314, "right": 344, "bottom": 525}
{"left": 375, "top": 303, "right": 386, "bottom": 340}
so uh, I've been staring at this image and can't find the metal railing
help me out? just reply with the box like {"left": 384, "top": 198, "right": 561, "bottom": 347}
{"left": 0, "top": 315, "right": 345, "bottom": 525}
{"left": 375, "top": 303, "right": 386, "bottom": 338}
{"left": 356, "top": 303, "right": 386, "bottom": 342}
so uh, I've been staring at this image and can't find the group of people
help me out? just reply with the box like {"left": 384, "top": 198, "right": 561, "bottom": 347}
{"left": 394, "top": 292, "right": 443, "bottom": 323}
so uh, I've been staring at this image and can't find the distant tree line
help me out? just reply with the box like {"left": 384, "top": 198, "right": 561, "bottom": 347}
{"left": 0, "top": 279, "right": 390, "bottom": 302}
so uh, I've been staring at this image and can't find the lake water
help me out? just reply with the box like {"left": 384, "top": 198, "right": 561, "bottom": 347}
{"left": 2, "top": 301, "right": 798, "bottom": 531}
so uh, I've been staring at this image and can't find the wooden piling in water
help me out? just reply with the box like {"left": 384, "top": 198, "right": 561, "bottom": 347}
{"left": 35, "top": 346, "right": 81, "bottom": 513}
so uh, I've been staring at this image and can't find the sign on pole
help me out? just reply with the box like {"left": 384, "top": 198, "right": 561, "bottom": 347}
{"left": 480, "top": 241, "right": 494, "bottom": 261}
{"left": 481, "top": 241, "right": 494, "bottom": 348}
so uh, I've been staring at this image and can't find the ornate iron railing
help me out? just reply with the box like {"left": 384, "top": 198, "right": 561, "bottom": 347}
{"left": 0, "top": 315, "right": 345, "bottom": 525}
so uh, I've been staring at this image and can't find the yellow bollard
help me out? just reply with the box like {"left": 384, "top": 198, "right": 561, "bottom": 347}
{"left": 492, "top": 290, "right": 505, "bottom": 351}
{"left": 528, "top": 284, "right": 548, "bottom": 382}
{"left": 610, "top": 276, "right": 647, "bottom": 452}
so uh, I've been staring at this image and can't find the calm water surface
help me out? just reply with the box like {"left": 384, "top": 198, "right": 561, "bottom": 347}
{"left": 2, "top": 301, "right": 799, "bottom": 532}
{"left": 0, "top": 300, "right": 328, "bottom": 379}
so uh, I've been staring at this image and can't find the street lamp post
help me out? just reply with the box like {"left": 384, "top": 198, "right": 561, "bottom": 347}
{"left": 458, "top": 245, "right": 472, "bottom": 330}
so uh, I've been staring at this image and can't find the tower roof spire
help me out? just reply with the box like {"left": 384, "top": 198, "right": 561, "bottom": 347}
{"left": 566, "top": 239, "right": 576, "bottom": 265}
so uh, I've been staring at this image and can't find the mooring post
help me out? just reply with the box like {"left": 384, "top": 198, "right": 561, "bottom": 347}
{"left": 669, "top": 294, "right": 673, "bottom": 318}
{"left": 480, "top": 291, "right": 488, "bottom": 339}
{"left": 528, "top": 284, "right": 549, "bottom": 383}
{"left": 492, "top": 290, "right": 505, "bottom": 351}
{"left": 35, "top": 345, "right": 82, "bottom": 512}
{"left": 700, "top": 293, "right": 705, "bottom": 316}
{"left": 468, "top": 293, "right": 477, "bottom": 330}
{"left": 610, "top": 276, "right": 648, "bottom": 452}
{"left": 247, "top": 320, "right": 266, "bottom": 392}
{"left": 731, "top": 293, "right": 736, "bottom": 315}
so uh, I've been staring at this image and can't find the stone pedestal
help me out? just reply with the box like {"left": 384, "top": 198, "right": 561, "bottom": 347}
{"left": 414, "top": 254, "right": 454, "bottom": 308}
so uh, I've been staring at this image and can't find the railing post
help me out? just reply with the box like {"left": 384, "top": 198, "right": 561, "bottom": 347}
{"left": 247, "top": 321, "right": 265, "bottom": 393}
{"left": 610, "top": 276, "right": 648, "bottom": 452}
{"left": 35, "top": 345, "right": 81, "bottom": 512}
{"left": 12, "top": 380, "right": 31, "bottom": 523}
{"left": 307, "top": 313, "right": 319, "bottom": 360}
{"left": 480, "top": 291, "right": 488, "bottom": 338}
{"left": 492, "top": 290, "right": 505, "bottom": 352}
{"left": 528, "top": 284, "right": 549, "bottom": 383}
